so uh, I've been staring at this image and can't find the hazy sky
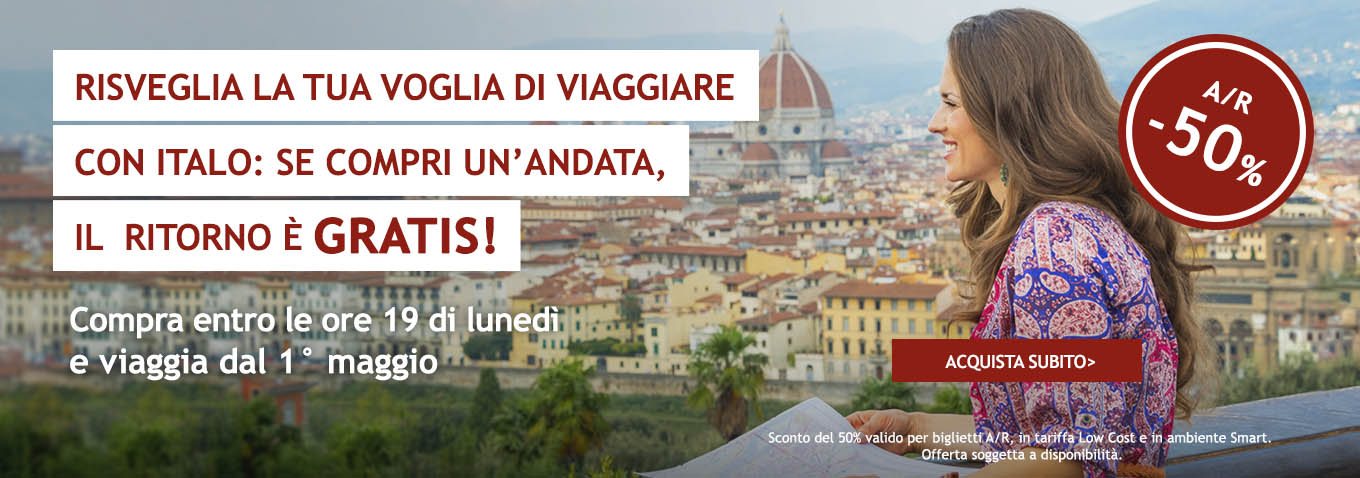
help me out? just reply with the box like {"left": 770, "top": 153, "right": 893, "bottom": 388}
{"left": 2, "top": 0, "right": 1156, "bottom": 69}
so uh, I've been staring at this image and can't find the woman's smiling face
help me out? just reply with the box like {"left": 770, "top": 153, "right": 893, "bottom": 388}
{"left": 927, "top": 61, "right": 1001, "bottom": 183}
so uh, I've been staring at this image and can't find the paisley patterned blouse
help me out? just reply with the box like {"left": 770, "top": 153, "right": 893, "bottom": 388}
{"left": 968, "top": 201, "right": 1178, "bottom": 478}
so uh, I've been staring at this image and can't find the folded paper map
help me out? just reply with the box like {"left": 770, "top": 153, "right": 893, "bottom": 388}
{"left": 642, "top": 398, "right": 974, "bottom": 477}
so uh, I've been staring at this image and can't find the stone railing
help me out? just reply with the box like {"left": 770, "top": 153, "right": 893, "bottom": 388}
{"left": 1166, "top": 385, "right": 1359, "bottom": 477}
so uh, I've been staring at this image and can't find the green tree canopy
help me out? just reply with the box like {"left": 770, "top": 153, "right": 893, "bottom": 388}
{"left": 620, "top": 294, "right": 644, "bottom": 343}
{"left": 851, "top": 373, "right": 917, "bottom": 411}
{"left": 463, "top": 332, "right": 512, "bottom": 360}
{"left": 492, "top": 359, "right": 610, "bottom": 470}
{"left": 326, "top": 384, "right": 403, "bottom": 476}
{"left": 568, "top": 338, "right": 645, "bottom": 357}
{"left": 1219, "top": 353, "right": 1360, "bottom": 405}
{"left": 238, "top": 397, "right": 302, "bottom": 478}
{"left": 110, "top": 384, "right": 191, "bottom": 477}
{"left": 926, "top": 384, "right": 972, "bottom": 415}
{"left": 686, "top": 325, "right": 769, "bottom": 441}
{"left": 465, "top": 368, "right": 503, "bottom": 440}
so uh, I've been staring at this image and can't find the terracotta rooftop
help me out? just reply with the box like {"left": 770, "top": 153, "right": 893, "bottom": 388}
{"left": 742, "top": 272, "right": 796, "bottom": 293}
{"left": 823, "top": 280, "right": 946, "bottom": 300}
{"left": 540, "top": 295, "right": 615, "bottom": 307}
{"left": 822, "top": 140, "right": 851, "bottom": 158}
{"left": 802, "top": 269, "right": 836, "bottom": 281}
{"left": 350, "top": 275, "right": 450, "bottom": 288}
{"left": 650, "top": 197, "right": 687, "bottom": 210}
{"left": 739, "top": 235, "right": 798, "bottom": 247}
{"left": 522, "top": 253, "right": 574, "bottom": 265}
{"left": 690, "top": 132, "right": 734, "bottom": 139}
{"left": 721, "top": 272, "right": 758, "bottom": 285}
{"left": 0, "top": 174, "right": 52, "bottom": 199}
{"left": 522, "top": 233, "right": 581, "bottom": 244}
{"left": 741, "top": 142, "right": 776, "bottom": 162}
{"left": 513, "top": 283, "right": 565, "bottom": 300}
{"left": 847, "top": 256, "right": 876, "bottom": 267}
{"left": 758, "top": 36, "right": 833, "bottom": 111}
{"left": 776, "top": 210, "right": 898, "bottom": 224}
{"left": 638, "top": 245, "right": 746, "bottom": 257}
{"left": 462, "top": 271, "right": 515, "bottom": 279}
{"left": 737, "top": 310, "right": 806, "bottom": 326}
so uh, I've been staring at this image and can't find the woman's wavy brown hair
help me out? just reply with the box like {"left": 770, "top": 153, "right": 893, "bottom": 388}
{"left": 943, "top": 9, "right": 1208, "bottom": 419}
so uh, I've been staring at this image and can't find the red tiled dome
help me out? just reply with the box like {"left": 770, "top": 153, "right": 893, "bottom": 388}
{"left": 757, "top": 17, "right": 832, "bottom": 113}
{"left": 741, "top": 142, "right": 777, "bottom": 162}
{"left": 821, "top": 140, "right": 850, "bottom": 158}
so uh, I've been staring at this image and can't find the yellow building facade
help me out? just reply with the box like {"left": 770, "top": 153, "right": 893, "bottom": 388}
{"left": 535, "top": 296, "right": 626, "bottom": 365}
{"left": 820, "top": 280, "right": 948, "bottom": 382}
{"left": 745, "top": 249, "right": 846, "bottom": 276}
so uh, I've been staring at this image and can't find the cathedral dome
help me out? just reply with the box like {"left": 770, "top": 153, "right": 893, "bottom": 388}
{"left": 741, "top": 142, "right": 776, "bottom": 162}
{"left": 758, "top": 15, "right": 833, "bottom": 116}
{"left": 821, "top": 140, "right": 850, "bottom": 159}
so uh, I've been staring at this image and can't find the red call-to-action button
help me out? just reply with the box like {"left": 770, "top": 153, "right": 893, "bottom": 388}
{"left": 891, "top": 339, "right": 1143, "bottom": 382}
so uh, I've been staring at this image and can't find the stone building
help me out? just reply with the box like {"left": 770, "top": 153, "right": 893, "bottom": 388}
{"left": 1195, "top": 197, "right": 1360, "bottom": 375}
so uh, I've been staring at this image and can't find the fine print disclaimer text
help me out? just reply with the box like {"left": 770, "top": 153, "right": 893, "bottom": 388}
{"left": 767, "top": 430, "right": 1273, "bottom": 463}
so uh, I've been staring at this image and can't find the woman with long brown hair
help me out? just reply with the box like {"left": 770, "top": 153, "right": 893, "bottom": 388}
{"left": 846, "top": 8, "right": 1204, "bottom": 478}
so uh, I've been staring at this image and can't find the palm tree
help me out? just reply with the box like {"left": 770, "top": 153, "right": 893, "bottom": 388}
{"left": 522, "top": 359, "right": 610, "bottom": 469}
{"left": 687, "top": 325, "right": 769, "bottom": 441}
{"left": 619, "top": 294, "right": 643, "bottom": 342}
{"left": 851, "top": 372, "right": 917, "bottom": 411}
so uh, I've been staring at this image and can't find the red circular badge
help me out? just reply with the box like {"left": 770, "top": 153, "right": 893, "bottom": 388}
{"left": 1119, "top": 34, "right": 1313, "bottom": 230}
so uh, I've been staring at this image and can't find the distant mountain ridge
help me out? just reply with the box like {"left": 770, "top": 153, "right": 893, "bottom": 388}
{"left": 1081, "top": 0, "right": 1360, "bottom": 60}
{"left": 516, "top": 29, "right": 944, "bottom": 72}
{"left": 524, "top": 0, "right": 1360, "bottom": 116}
{"left": 1080, "top": 0, "right": 1360, "bottom": 108}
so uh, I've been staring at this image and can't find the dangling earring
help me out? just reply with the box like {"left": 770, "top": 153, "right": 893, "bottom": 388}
{"left": 1000, "top": 163, "right": 1009, "bottom": 186}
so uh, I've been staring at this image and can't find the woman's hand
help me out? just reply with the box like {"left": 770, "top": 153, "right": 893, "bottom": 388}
{"left": 846, "top": 411, "right": 983, "bottom": 457}
{"left": 845, "top": 409, "right": 921, "bottom": 455}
